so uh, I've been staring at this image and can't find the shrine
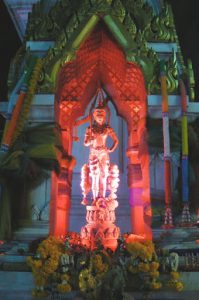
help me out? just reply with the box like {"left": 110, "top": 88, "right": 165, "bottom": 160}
{"left": 0, "top": 0, "right": 199, "bottom": 299}
{"left": 0, "top": 0, "right": 199, "bottom": 243}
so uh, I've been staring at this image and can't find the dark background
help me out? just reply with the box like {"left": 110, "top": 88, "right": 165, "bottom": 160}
{"left": 0, "top": 0, "right": 199, "bottom": 101}
{"left": 0, "top": 1, "right": 21, "bottom": 102}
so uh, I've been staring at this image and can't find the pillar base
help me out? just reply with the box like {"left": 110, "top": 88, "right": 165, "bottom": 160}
{"left": 162, "top": 206, "right": 174, "bottom": 229}
{"left": 179, "top": 203, "right": 192, "bottom": 226}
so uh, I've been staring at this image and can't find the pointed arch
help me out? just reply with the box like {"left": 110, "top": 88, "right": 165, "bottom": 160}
{"left": 50, "top": 22, "right": 151, "bottom": 238}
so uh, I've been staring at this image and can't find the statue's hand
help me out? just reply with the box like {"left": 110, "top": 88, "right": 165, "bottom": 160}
{"left": 107, "top": 148, "right": 114, "bottom": 153}
{"left": 84, "top": 130, "right": 94, "bottom": 146}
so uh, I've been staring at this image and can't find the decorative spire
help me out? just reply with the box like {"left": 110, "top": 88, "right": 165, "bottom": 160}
{"left": 96, "top": 87, "right": 106, "bottom": 109}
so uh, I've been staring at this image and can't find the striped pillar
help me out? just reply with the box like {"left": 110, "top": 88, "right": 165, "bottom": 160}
{"left": 160, "top": 60, "right": 174, "bottom": 228}
{"left": 1, "top": 86, "right": 27, "bottom": 149}
{"left": 179, "top": 79, "right": 192, "bottom": 226}
{"left": 1, "top": 57, "right": 37, "bottom": 150}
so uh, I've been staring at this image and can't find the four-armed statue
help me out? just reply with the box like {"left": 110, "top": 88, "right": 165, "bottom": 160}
{"left": 76, "top": 89, "right": 120, "bottom": 250}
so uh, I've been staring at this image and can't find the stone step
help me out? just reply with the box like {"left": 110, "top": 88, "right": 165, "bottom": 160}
{"left": 14, "top": 221, "right": 49, "bottom": 241}
{"left": 0, "top": 271, "right": 199, "bottom": 300}
{"left": 13, "top": 219, "right": 199, "bottom": 244}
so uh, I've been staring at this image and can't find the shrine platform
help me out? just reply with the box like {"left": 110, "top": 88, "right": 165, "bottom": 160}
{"left": 1, "top": 222, "right": 199, "bottom": 264}
{"left": 0, "top": 223, "right": 199, "bottom": 299}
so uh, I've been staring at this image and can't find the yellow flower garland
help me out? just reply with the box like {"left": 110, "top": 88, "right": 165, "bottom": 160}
{"left": 27, "top": 235, "right": 184, "bottom": 297}
{"left": 167, "top": 271, "right": 184, "bottom": 292}
{"left": 27, "top": 236, "right": 67, "bottom": 294}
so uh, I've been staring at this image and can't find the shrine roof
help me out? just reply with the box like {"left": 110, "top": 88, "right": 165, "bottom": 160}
{"left": 3, "top": 0, "right": 164, "bottom": 40}
{"left": 5, "top": 0, "right": 189, "bottom": 99}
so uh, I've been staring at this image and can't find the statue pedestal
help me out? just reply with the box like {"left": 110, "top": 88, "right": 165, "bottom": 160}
{"left": 81, "top": 198, "right": 120, "bottom": 251}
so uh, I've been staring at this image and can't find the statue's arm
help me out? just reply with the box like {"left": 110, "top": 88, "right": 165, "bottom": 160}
{"left": 84, "top": 127, "right": 93, "bottom": 147}
{"left": 108, "top": 127, "right": 118, "bottom": 153}
{"left": 74, "top": 114, "right": 91, "bottom": 127}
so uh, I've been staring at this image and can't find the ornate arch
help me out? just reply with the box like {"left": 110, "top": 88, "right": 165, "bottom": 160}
{"left": 50, "top": 23, "right": 151, "bottom": 238}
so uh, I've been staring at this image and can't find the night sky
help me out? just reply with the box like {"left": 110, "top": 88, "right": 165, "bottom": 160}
{"left": 0, "top": 1, "right": 21, "bottom": 102}
{"left": 0, "top": 0, "right": 199, "bottom": 101}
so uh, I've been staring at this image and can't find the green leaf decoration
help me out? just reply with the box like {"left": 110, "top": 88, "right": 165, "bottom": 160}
{"left": 24, "top": 123, "right": 61, "bottom": 146}
{"left": 0, "top": 150, "right": 24, "bottom": 171}
{"left": 0, "top": 123, "right": 62, "bottom": 180}
{"left": 27, "top": 144, "right": 60, "bottom": 160}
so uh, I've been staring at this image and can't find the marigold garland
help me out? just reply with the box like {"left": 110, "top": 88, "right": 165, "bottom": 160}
{"left": 27, "top": 235, "right": 184, "bottom": 298}
{"left": 167, "top": 271, "right": 184, "bottom": 292}
{"left": 126, "top": 240, "right": 155, "bottom": 261}
{"left": 57, "top": 283, "right": 71, "bottom": 293}
{"left": 27, "top": 236, "right": 66, "bottom": 294}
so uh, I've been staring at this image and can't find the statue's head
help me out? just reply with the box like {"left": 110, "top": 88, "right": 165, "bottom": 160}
{"left": 93, "top": 108, "right": 106, "bottom": 125}
{"left": 91, "top": 86, "right": 109, "bottom": 125}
